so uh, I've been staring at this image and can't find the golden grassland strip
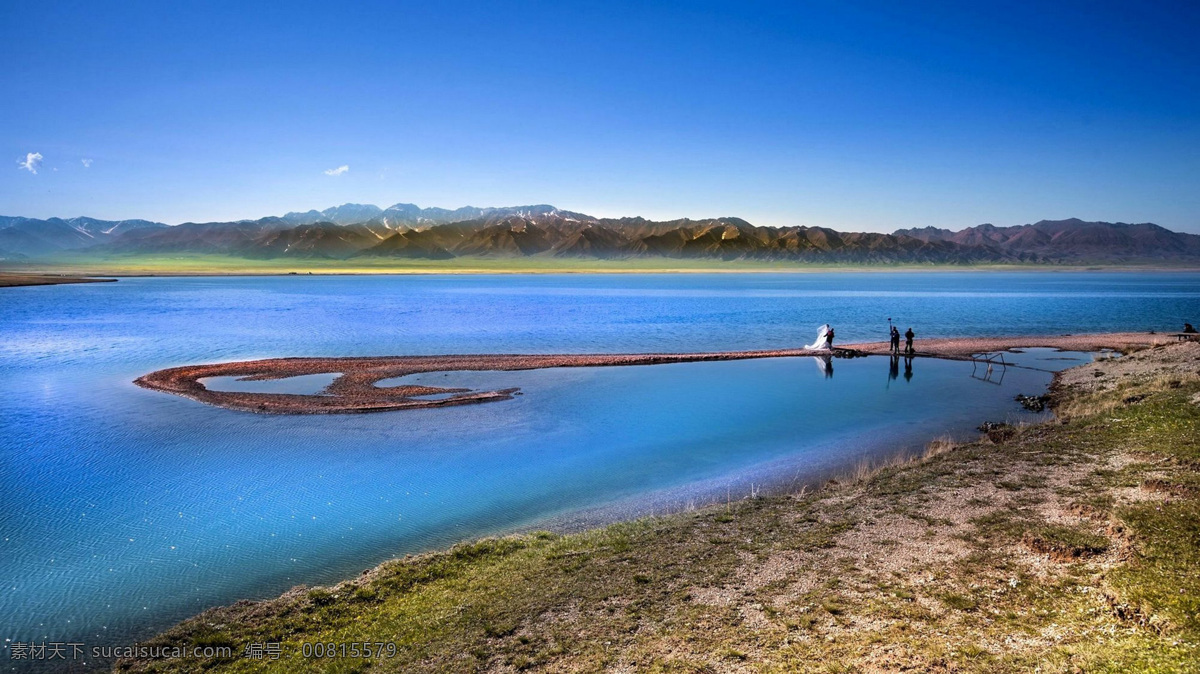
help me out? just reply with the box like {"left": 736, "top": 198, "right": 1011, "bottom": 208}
{"left": 117, "top": 342, "right": 1200, "bottom": 673}
{"left": 6, "top": 253, "right": 1200, "bottom": 275}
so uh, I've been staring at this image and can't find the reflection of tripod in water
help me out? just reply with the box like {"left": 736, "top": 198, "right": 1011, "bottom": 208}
{"left": 970, "top": 352, "right": 1008, "bottom": 385}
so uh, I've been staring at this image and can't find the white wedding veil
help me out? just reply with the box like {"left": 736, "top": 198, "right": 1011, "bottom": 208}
{"left": 805, "top": 324, "right": 831, "bottom": 350}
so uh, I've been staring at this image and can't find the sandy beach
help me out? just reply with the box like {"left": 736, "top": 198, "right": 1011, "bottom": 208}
{"left": 134, "top": 331, "right": 1177, "bottom": 414}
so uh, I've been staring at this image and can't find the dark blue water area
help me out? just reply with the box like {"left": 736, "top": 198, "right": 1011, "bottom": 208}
{"left": 0, "top": 272, "right": 1196, "bottom": 653}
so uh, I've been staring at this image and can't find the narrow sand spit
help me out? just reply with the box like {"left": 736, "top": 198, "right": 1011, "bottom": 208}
{"left": 133, "top": 331, "right": 1175, "bottom": 414}
{"left": 0, "top": 273, "right": 116, "bottom": 287}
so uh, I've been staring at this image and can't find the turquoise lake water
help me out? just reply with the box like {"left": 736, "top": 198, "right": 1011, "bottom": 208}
{"left": 1, "top": 272, "right": 1197, "bottom": 654}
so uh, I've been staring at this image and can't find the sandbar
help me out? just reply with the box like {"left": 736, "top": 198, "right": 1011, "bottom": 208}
{"left": 133, "top": 331, "right": 1173, "bottom": 415}
{"left": 0, "top": 273, "right": 116, "bottom": 287}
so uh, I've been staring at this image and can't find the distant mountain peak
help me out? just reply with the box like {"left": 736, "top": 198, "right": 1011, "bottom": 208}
{"left": 2, "top": 209, "right": 1196, "bottom": 265}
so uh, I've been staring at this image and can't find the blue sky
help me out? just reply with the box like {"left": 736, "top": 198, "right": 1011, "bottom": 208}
{"left": 3, "top": 0, "right": 1199, "bottom": 232}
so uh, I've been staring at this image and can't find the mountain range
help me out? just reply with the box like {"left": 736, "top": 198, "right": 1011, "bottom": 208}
{"left": 2, "top": 205, "right": 1198, "bottom": 265}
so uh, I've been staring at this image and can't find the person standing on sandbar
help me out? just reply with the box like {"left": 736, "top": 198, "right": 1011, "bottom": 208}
{"left": 904, "top": 327, "right": 915, "bottom": 355}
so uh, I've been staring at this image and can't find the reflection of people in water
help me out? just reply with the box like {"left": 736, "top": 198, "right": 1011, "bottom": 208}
{"left": 904, "top": 355, "right": 914, "bottom": 382}
{"left": 888, "top": 354, "right": 899, "bottom": 381}
{"left": 812, "top": 355, "right": 834, "bottom": 378}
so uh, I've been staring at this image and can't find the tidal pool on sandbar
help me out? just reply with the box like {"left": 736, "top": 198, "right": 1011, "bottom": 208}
{"left": 199, "top": 372, "right": 341, "bottom": 395}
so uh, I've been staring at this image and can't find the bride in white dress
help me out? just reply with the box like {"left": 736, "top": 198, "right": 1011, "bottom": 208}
{"left": 805, "top": 324, "right": 832, "bottom": 350}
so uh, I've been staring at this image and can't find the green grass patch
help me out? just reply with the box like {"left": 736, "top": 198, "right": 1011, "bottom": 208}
{"left": 1109, "top": 498, "right": 1200, "bottom": 634}
{"left": 1021, "top": 524, "right": 1109, "bottom": 561}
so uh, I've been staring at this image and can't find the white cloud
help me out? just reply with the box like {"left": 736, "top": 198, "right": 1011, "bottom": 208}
{"left": 324, "top": 165, "right": 349, "bottom": 176}
{"left": 18, "top": 152, "right": 43, "bottom": 174}
{"left": 81, "top": 158, "right": 93, "bottom": 168}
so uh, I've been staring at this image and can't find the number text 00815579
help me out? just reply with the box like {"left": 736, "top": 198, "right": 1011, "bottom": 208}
{"left": 301, "top": 642, "right": 399, "bottom": 659}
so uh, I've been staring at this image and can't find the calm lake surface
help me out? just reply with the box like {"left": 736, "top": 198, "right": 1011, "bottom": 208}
{"left": 1, "top": 272, "right": 1197, "bottom": 651}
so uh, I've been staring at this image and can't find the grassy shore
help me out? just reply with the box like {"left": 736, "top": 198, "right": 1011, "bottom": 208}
{"left": 118, "top": 343, "right": 1200, "bottom": 673}
{"left": 5, "top": 254, "right": 1198, "bottom": 276}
